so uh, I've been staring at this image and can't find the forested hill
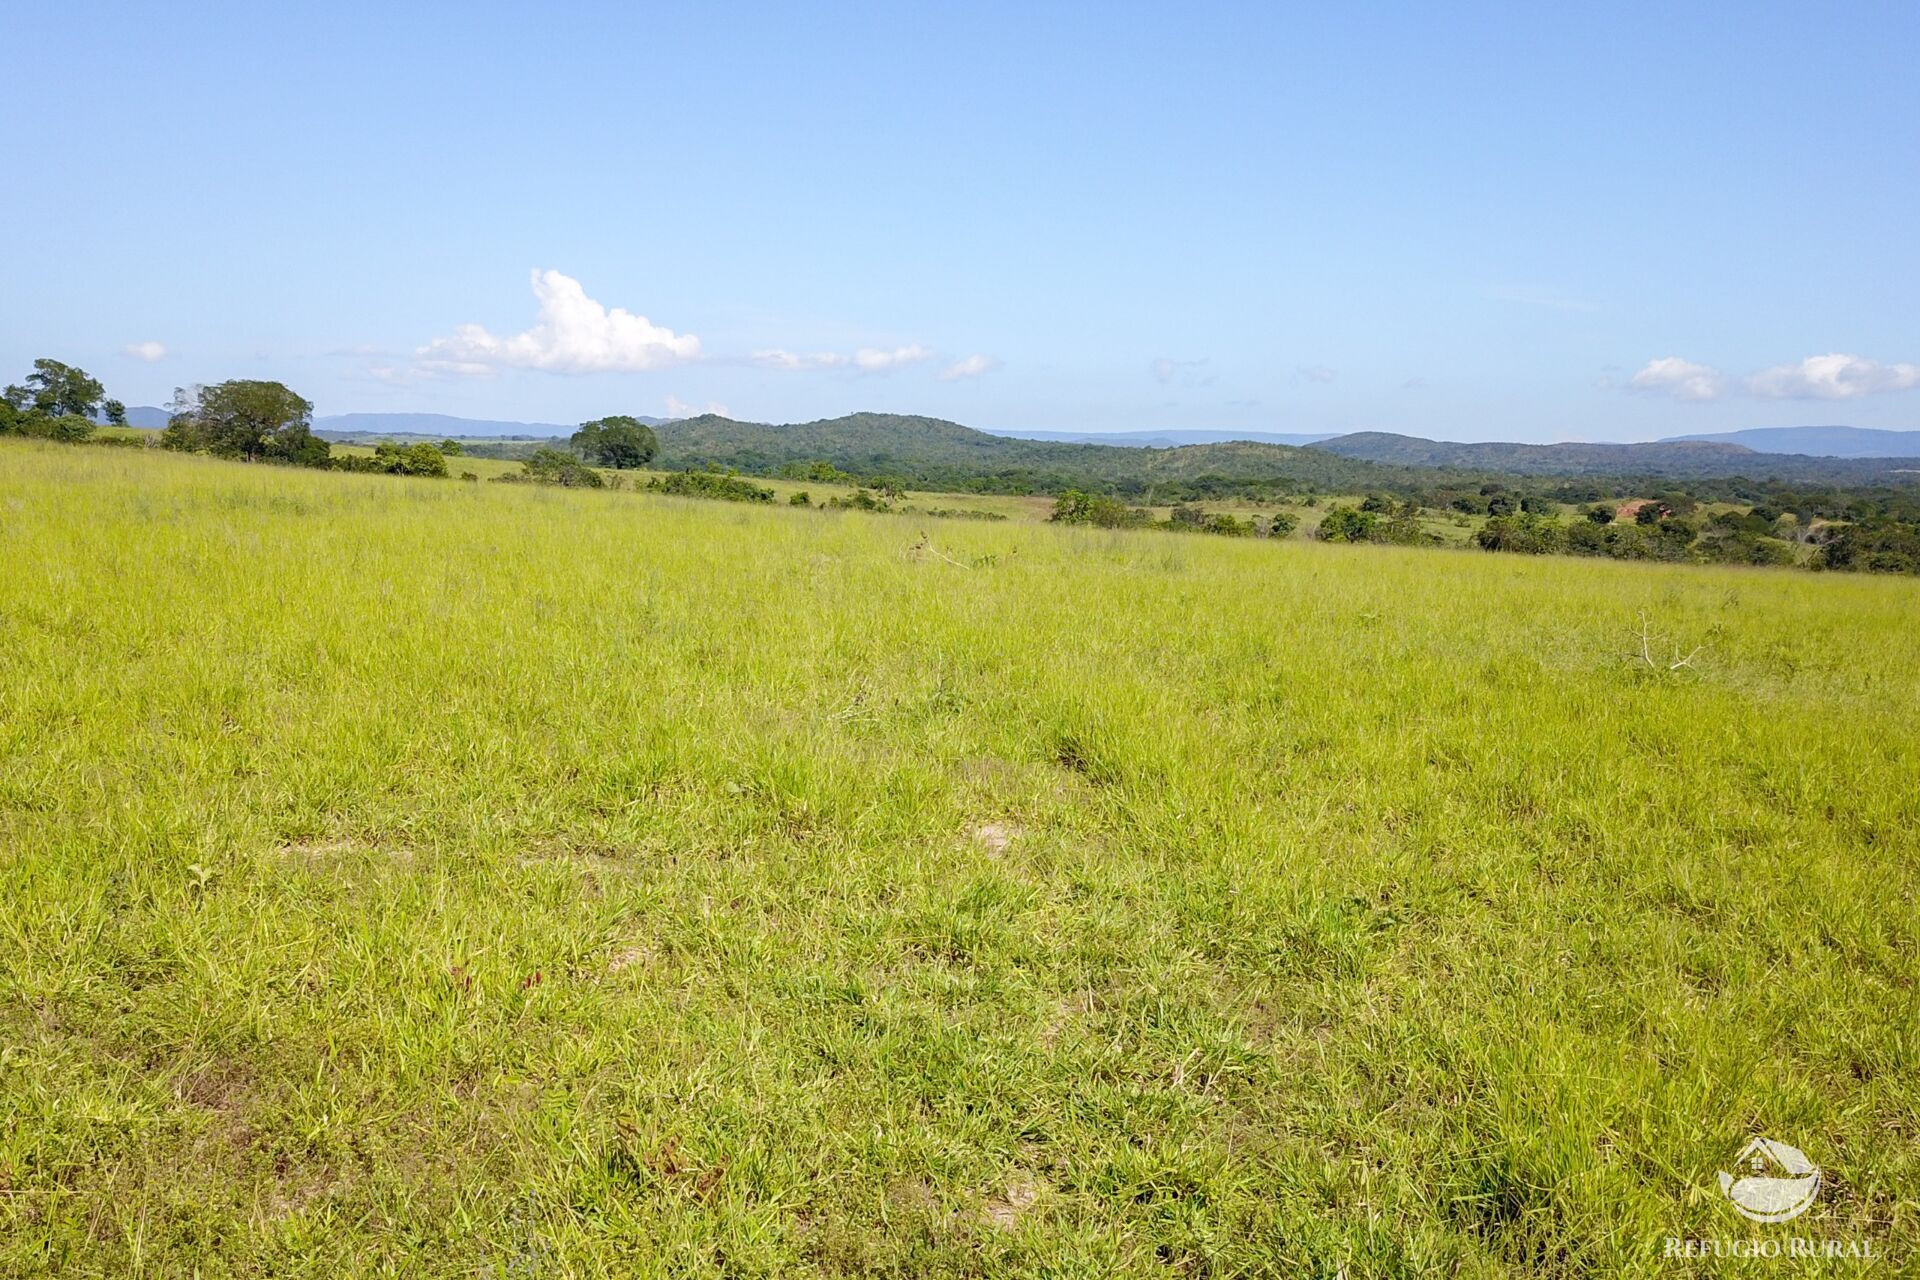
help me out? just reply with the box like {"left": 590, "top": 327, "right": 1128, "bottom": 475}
{"left": 1310, "top": 430, "right": 1920, "bottom": 483}
{"left": 652, "top": 412, "right": 1427, "bottom": 495}
{"left": 650, "top": 412, "right": 1920, "bottom": 495}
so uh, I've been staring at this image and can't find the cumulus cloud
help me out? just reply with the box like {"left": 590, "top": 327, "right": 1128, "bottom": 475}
{"left": 1628, "top": 356, "right": 1725, "bottom": 402}
{"left": 852, "top": 344, "right": 934, "bottom": 371}
{"left": 665, "top": 394, "right": 730, "bottom": 418}
{"left": 938, "top": 354, "right": 998, "bottom": 381}
{"left": 1747, "top": 353, "right": 1920, "bottom": 400}
{"left": 123, "top": 341, "right": 168, "bottom": 362}
{"left": 752, "top": 344, "right": 935, "bottom": 374}
{"left": 752, "top": 349, "right": 849, "bottom": 371}
{"left": 417, "top": 270, "right": 700, "bottom": 376}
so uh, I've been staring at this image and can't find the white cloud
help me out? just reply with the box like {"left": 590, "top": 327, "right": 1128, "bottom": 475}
{"left": 1628, "top": 356, "right": 1725, "bottom": 402}
{"left": 1747, "top": 353, "right": 1920, "bottom": 400}
{"left": 417, "top": 270, "right": 700, "bottom": 376}
{"left": 752, "top": 344, "right": 935, "bottom": 373}
{"left": 938, "top": 354, "right": 998, "bottom": 381}
{"left": 665, "top": 394, "right": 730, "bottom": 418}
{"left": 752, "top": 349, "right": 849, "bottom": 371}
{"left": 123, "top": 341, "right": 168, "bottom": 362}
{"left": 853, "top": 344, "right": 934, "bottom": 371}
{"left": 1296, "top": 365, "right": 1337, "bottom": 384}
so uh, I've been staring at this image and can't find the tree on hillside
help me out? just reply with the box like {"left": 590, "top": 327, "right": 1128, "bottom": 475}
{"left": 162, "top": 380, "right": 330, "bottom": 466}
{"left": 571, "top": 416, "right": 659, "bottom": 469}
{"left": 1, "top": 358, "right": 104, "bottom": 441}
{"left": 7, "top": 359, "right": 105, "bottom": 419}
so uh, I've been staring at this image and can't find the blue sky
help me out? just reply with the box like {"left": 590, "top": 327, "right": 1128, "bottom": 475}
{"left": 5, "top": 1, "right": 1917, "bottom": 440}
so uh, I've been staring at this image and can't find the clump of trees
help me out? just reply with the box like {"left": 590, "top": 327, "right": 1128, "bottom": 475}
{"left": 650, "top": 469, "right": 774, "bottom": 502}
{"left": 826, "top": 484, "right": 902, "bottom": 511}
{"left": 1050, "top": 490, "right": 1151, "bottom": 528}
{"left": 1, "top": 359, "right": 112, "bottom": 442}
{"left": 162, "top": 381, "right": 331, "bottom": 466}
{"left": 1811, "top": 521, "right": 1920, "bottom": 573}
{"left": 1051, "top": 489, "right": 1297, "bottom": 539}
{"left": 497, "top": 448, "right": 606, "bottom": 487}
{"left": 334, "top": 441, "right": 450, "bottom": 477}
{"left": 571, "top": 416, "right": 658, "bottom": 469}
{"left": 1314, "top": 504, "right": 1436, "bottom": 545}
{"left": 1471, "top": 502, "right": 1822, "bottom": 567}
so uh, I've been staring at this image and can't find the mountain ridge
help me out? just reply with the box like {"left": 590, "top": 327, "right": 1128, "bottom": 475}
{"left": 1658, "top": 425, "right": 1920, "bottom": 458}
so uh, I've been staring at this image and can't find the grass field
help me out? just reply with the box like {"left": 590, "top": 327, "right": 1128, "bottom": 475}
{"left": 2, "top": 441, "right": 1916, "bottom": 1276}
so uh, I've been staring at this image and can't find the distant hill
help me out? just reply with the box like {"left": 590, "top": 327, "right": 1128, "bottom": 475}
{"left": 985, "top": 428, "right": 1337, "bottom": 448}
{"left": 116, "top": 408, "right": 651, "bottom": 438}
{"left": 1310, "top": 431, "right": 1920, "bottom": 483}
{"left": 1659, "top": 425, "right": 1920, "bottom": 458}
{"left": 316, "top": 412, "right": 661, "bottom": 439}
{"left": 654, "top": 411, "right": 1417, "bottom": 495}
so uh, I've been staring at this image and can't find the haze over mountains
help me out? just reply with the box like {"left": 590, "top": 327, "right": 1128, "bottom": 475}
{"left": 120, "top": 406, "right": 1920, "bottom": 476}
{"left": 1657, "top": 425, "right": 1920, "bottom": 458}
{"left": 989, "top": 428, "right": 1337, "bottom": 448}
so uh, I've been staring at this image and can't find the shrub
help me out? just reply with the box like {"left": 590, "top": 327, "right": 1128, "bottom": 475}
{"left": 1050, "top": 490, "right": 1149, "bottom": 528}
{"left": 496, "top": 448, "right": 605, "bottom": 487}
{"left": 1314, "top": 506, "right": 1378, "bottom": 542}
{"left": 1475, "top": 512, "right": 1566, "bottom": 555}
{"left": 650, "top": 470, "right": 774, "bottom": 502}
{"left": 825, "top": 487, "right": 893, "bottom": 511}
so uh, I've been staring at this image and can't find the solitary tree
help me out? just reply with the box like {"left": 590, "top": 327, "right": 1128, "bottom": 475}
{"left": 163, "top": 380, "right": 329, "bottom": 465}
{"left": 571, "top": 415, "right": 659, "bottom": 469}
{"left": 11, "top": 359, "right": 105, "bottom": 418}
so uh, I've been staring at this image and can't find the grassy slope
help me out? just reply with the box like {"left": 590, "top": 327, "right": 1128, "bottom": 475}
{"left": 2, "top": 442, "right": 1916, "bottom": 1276}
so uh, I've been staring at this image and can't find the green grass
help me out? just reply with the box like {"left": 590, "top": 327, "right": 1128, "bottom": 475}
{"left": 2, "top": 440, "right": 1916, "bottom": 1276}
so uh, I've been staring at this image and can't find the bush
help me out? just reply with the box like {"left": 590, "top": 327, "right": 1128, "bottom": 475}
{"left": 1474, "top": 512, "right": 1565, "bottom": 554}
{"left": 1050, "top": 490, "right": 1148, "bottom": 528}
{"left": 649, "top": 470, "right": 774, "bottom": 502}
{"left": 824, "top": 487, "right": 893, "bottom": 511}
{"left": 790, "top": 491, "right": 811, "bottom": 506}
{"left": 1315, "top": 506, "right": 1378, "bottom": 542}
{"left": 21, "top": 413, "right": 97, "bottom": 444}
{"left": 495, "top": 448, "right": 605, "bottom": 488}
{"left": 1814, "top": 521, "right": 1920, "bottom": 574}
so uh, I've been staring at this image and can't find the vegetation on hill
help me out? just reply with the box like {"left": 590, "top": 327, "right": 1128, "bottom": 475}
{"left": 1312, "top": 430, "right": 1920, "bottom": 483}
{"left": 653, "top": 412, "right": 1428, "bottom": 499}
{"left": 12, "top": 354, "right": 1920, "bottom": 575}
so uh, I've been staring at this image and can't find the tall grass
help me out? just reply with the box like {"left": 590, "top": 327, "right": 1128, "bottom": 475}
{"left": 2, "top": 440, "right": 1915, "bottom": 1276}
